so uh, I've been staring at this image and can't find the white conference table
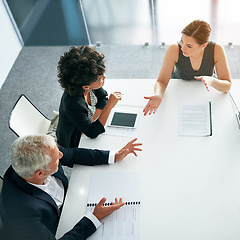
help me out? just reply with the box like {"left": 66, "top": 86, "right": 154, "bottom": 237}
{"left": 57, "top": 79, "right": 240, "bottom": 240}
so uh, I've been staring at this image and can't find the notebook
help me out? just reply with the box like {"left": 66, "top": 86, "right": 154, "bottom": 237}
{"left": 86, "top": 172, "right": 141, "bottom": 240}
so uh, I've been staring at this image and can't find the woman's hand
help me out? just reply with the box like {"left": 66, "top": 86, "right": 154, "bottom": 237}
{"left": 194, "top": 76, "right": 214, "bottom": 91}
{"left": 143, "top": 95, "right": 162, "bottom": 116}
{"left": 107, "top": 92, "right": 122, "bottom": 109}
{"left": 195, "top": 75, "right": 231, "bottom": 93}
{"left": 99, "top": 92, "right": 122, "bottom": 126}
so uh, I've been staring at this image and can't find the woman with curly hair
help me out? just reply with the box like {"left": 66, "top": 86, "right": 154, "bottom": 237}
{"left": 143, "top": 20, "right": 231, "bottom": 116}
{"left": 56, "top": 46, "right": 122, "bottom": 148}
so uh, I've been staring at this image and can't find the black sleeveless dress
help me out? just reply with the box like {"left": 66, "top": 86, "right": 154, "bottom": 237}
{"left": 172, "top": 41, "right": 215, "bottom": 80}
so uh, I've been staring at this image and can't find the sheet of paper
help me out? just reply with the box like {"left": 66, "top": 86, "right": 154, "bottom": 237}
{"left": 178, "top": 102, "right": 212, "bottom": 136}
{"left": 86, "top": 172, "right": 141, "bottom": 240}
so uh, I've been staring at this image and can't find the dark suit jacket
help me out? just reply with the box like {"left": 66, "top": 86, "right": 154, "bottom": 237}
{"left": 0, "top": 147, "right": 109, "bottom": 240}
{"left": 56, "top": 88, "right": 108, "bottom": 148}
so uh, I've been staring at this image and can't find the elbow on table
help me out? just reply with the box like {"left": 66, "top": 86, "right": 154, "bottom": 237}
{"left": 84, "top": 121, "right": 105, "bottom": 139}
{"left": 89, "top": 134, "right": 99, "bottom": 139}
{"left": 85, "top": 130, "right": 104, "bottom": 139}
{"left": 224, "top": 79, "right": 232, "bottom": 93}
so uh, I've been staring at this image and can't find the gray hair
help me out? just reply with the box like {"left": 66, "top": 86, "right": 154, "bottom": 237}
{"left": 10, "top": 135, "right": 56, "bottom": 178}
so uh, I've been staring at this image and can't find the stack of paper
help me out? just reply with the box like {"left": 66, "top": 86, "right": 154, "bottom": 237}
{"left": 178, "top": 102, "right": 212, "bottom": 137}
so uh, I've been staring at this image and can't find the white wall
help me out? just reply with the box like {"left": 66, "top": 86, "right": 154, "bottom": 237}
{"left": 0, "top": 0, "right": 22, "bottom": 89}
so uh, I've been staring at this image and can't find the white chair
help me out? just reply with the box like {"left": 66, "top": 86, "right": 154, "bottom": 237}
{"left": 9, "top": 94, "right": 51, "bottom": 137}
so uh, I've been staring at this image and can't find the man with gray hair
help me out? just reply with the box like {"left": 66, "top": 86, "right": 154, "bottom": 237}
{"left": 0, "top": 135, "right": 142, "bottom": 240}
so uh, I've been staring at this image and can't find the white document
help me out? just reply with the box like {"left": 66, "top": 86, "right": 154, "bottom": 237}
{"left": 86, "top": 172, "right": 141, "bottom": 240}
{"left": 178, "top": 102, "right": 212, "bottom": 136}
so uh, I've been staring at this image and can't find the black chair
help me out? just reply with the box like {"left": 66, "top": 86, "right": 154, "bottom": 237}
{"left": 0, "top": 176, "right": 4, "bottom": 239}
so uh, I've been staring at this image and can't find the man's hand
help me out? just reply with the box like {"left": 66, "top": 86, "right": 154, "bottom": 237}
{"left": 114, "top": 138, "right": 142, "bottom": 162}
{"left": 93, "top": 197, "right": 125, "bottom": 220}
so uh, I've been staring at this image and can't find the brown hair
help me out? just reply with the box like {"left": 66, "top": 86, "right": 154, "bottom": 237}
{"left": 182, "top": 20, "right": 211, "bottom": 45}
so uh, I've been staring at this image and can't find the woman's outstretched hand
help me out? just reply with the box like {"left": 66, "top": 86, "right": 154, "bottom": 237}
{"left": 194, "top": 76, "right": 213, "bottom": 91}
{"left": 143, "top": 95, "right": 162, "bottom": 116}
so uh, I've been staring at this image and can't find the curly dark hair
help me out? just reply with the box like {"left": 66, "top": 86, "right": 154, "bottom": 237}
{"left": 57, "top": 46, "right": 106, "bottom": 96}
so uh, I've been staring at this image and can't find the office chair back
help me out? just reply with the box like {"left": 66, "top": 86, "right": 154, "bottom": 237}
{"left": 9, "top": 94, "right": 51, "bottom": 137}
{"left": 0, "top": 176, "right": 3, "bottom": 239}
{"left": 0, "top": 176, "right": 2, "bottom": 193}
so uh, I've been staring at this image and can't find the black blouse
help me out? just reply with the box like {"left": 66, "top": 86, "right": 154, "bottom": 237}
{"left": 56, "top": 87, "right": 108, "bottom": 148}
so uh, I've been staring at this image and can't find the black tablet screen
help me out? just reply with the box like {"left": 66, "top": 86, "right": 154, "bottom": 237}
{"left": 110, "top": 112, "right": 137, "bottom": 128}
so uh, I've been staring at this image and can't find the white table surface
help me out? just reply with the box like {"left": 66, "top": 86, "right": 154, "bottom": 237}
{"left": 57, "top": 79, "right": 240, "bottom": 240}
